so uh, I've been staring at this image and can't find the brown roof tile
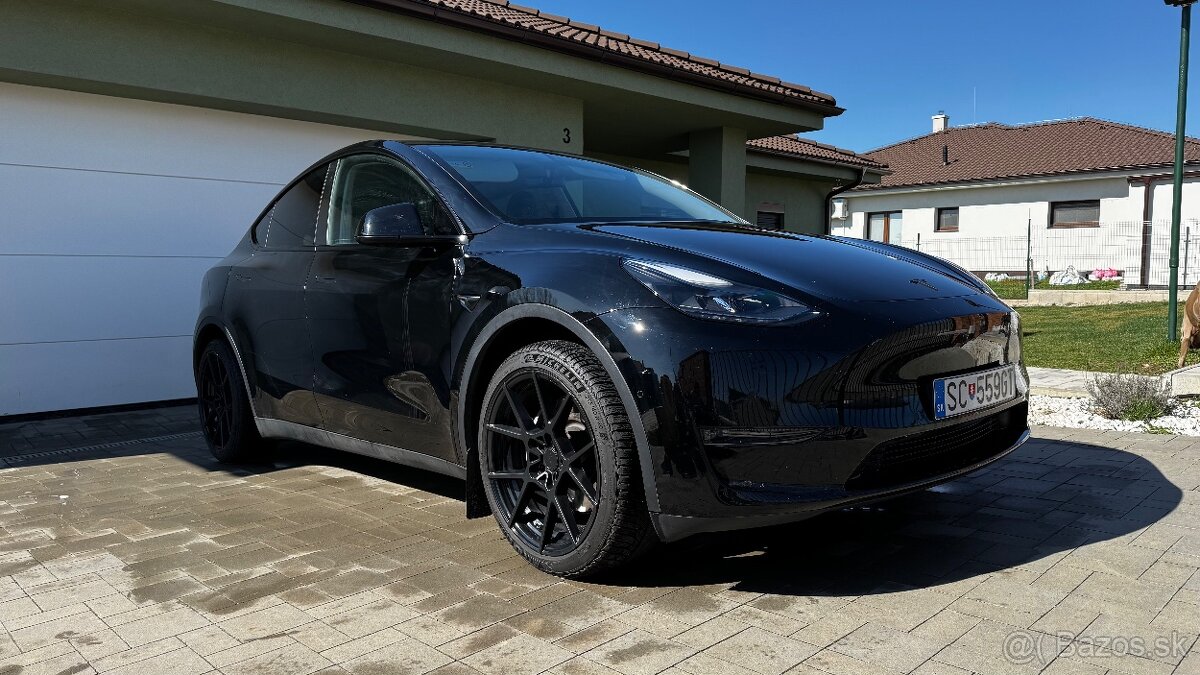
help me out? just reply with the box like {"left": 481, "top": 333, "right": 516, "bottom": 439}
{"left": 356, "top": 0, "right": 840, "bottom": 112}
{"left": 748, "top": 135, "right": 888, "bottom": 171}
{"left": 856, "top": 118, "right": 1200, "bottom": 191}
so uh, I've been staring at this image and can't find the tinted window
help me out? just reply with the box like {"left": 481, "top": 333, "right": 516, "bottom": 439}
{"left": 263, "top": 166, "right": 327, "bottom": 248}
{"left": 936, "top": 207, "right": 959, "bottom": 232}
{"left": 251, "top": 209, "right": 271, "bottom": 246}
{"left": 323, "top": 155, "right": 456, "bottom": 245}
{"left": 756, "top": 211, "right": 784, "bottom": 231}
{"left": 417, "top": 145, "right": 742, "bottom": 225}
{"left": 1050, "top": 200, "right": 1100, "bottom": 228}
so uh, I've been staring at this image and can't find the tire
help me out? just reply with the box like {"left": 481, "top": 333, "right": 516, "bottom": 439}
{"left": 478, "top": 340, "right": 656, "bottom": 577}
{"left": 195, "top": 339, "right": 266, "bottom": 463}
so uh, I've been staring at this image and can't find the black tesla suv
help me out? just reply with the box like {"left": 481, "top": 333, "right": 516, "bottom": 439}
{"left": 194, "top": 141, "right": 1029, "bottom": 577}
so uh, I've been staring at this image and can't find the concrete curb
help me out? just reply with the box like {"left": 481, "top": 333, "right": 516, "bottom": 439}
{"left": 1007, "top": 289, "right": 1170, "bottom": 307}
{"left": 1030, "top": 386, "right": 1090, "bottom": 399}
{"left": 1165, "top": 362, "right": 1200, "bottom": 396}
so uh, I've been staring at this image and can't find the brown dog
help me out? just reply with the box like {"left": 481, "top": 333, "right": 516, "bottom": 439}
{"left": 1178, "top": 281, "right": 1200, "bottom": 368}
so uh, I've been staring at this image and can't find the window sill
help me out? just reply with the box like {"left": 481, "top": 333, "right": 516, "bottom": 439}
{"left": 1048, "top": 223, "right": 1100, "bottom": 229}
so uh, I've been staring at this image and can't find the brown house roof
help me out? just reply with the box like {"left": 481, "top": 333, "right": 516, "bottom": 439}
{"left": 855, "top": 118, "right": 1200, "bottom": 191}
{"left": 748, "top": 135, "right": 887, "bottom": 171}
{"left": 356, "top": 0, "right": 841, "bottom": 114}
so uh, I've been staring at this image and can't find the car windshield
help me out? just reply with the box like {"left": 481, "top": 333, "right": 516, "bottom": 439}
{"left": 416, "top": 144, "right": 744, "bottom": 225}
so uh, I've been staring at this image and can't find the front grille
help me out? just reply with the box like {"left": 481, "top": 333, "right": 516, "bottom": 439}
{"left": 846, "top": 402, "right": 1027, "bottom": 490}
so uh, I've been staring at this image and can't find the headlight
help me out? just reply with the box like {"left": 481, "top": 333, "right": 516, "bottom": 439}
{"left": 623, "top": 259, "right": 815, "bottom": 324}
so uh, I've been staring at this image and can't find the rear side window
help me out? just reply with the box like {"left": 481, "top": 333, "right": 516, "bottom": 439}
{"left": 260, "top": 166, "right": 328, "bottom": 248}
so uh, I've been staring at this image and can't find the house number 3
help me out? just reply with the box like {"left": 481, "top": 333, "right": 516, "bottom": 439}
{"left": 562, "top": 128, "right": 571, "bottom": 144}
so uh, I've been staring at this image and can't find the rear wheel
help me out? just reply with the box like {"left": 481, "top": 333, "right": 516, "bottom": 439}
{"left": 479, "top": 340, "right": 656, "bottom": 577}
{"left": 196, "top": 339, "right": 265, "bottom": 462}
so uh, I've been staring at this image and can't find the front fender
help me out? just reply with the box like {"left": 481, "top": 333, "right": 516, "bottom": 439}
{"left": 454, "top": 303, "right": 664, "bottom": 520}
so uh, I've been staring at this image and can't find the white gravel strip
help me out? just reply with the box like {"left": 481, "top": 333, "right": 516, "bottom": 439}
{"left": 1029, "top": 394, "right": 1200, "bottom": 436}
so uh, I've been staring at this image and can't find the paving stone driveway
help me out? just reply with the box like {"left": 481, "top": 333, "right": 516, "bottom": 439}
{"left": 1, "top": 405, "right": 1199, "bottom": 675}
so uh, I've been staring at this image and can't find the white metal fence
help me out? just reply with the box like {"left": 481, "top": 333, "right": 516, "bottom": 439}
{"left": 888, "top": 219, "right": 1200, "bottom": 289}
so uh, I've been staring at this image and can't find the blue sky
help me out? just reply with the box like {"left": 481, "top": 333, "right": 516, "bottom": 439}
{"left": 529, "top": 0, "right": 1200, "bottom": 153}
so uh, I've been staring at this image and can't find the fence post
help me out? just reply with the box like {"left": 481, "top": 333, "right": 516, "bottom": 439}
{"left": 1025, "top": 215, "right": 1033, "bottom": 297}
{"left": 1141, "top": 218, "right": 1153, "bottom": 288}
{"left": 916, "top": 232, "right": 920, "bottom": 252}
{"left": 1186, "top": 226, "right": 1191, "bottom": 287}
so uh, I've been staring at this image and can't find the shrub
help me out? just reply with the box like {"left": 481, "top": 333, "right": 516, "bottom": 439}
{"left": 1087, "top": 372, "right": 1173, "bottom": 421}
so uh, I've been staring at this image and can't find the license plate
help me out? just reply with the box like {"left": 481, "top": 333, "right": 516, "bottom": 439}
{"left": 932, "top": 365, "right": 1017, "bottom": 420}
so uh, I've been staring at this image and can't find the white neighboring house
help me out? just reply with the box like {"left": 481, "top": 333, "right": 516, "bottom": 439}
{"left": 830, "top": 115, "right": 1200, "bottom": 287}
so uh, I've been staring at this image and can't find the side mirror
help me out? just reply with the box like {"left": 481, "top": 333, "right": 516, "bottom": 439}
{"left": 358, "top": 202, "right": 424, "bottom": 241}
{"left": 356, "top": 202, "right": 463, "bottom": 248}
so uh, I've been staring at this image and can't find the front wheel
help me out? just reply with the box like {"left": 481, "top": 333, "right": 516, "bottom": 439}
{"left": 479, "top": 340, "right": 656, "bottom": 577}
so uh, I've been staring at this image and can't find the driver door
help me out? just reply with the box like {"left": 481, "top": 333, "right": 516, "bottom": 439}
{"left": 305, "top": 153, "right": 462, "bottom": 464}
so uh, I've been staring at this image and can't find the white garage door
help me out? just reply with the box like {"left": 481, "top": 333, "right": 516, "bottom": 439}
{"left": 0, "top": 82, "right": 423, "bottom": 416}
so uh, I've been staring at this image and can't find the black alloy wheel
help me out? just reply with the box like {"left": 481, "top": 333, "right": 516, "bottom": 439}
{"left": 198, "top": 349, "right": 235, "bottom": 450}
{"left": 486, "top": 369, "right": 601, "bottom": 556}
{"left": 195, "top": 339, "right": 264, "bottom": 462}
{"left": 480, "top": 340, "right": 655, "bottom": 577}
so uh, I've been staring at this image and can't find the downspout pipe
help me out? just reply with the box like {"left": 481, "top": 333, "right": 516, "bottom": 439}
{"left": 1142, "top": 176, "right": 1156, "bottom": 288}
{"left": 825, "top": 167, "right": 868, "bottom": 235}
{"left": 1136, "top": 169, "right": 1200, "bottom": 287}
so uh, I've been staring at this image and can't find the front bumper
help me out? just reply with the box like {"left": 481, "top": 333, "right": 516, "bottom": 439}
{"left": 653, "top": 423, "right": 1028, "bottom": 541}
{"left": 585, "top": 294, "right": 1029, "bottom": 542}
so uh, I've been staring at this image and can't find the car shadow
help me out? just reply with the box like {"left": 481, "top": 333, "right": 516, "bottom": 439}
{"left": 263, "top": 434, "right": 1181, "bottom": 598}
{"left": 600, "top": 437, "right": 1183, "bottom": 596}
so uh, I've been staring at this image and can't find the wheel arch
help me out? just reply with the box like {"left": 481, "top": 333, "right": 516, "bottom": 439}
{"left": 456, "top": 303, "right": 661, "bottom": 519}
{"left": 193, "top": 318, "right": 258, "bottom": 420}
{"left": 193, "top": 321, "right": 227, "bottom": 370}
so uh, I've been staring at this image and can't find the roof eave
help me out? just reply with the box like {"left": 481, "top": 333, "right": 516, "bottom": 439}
{"left": 851, "top": 162, "right": 1200, "bottom": 192}
{"left": 350, "top": 0, "right": 844, "bottom": 117}
{"left": 747, "top": 147, "right": 889, "bottom": 173}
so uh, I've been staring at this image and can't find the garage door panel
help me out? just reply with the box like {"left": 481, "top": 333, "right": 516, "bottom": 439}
{"left": 1, "top": 82, "right": 430, "bottom": 415}
{"left": 0, "top": 164, "right": 276, "bottom": 257}
{"left": 0, "top": 82, "right": 418, "bottom": 184}
{"left": 0, "top": 256, "right": 214, "bottom": 345}
{"left": 0, "top": 337, "right": 193, "bottom": 416}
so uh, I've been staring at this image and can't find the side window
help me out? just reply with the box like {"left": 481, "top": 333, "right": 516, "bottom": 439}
{"left": 323, "top": 155, "right": 456, "bottom": 245}
{"left": 251, "top": 209, "right": 271, "bottom": 246}
{"left": 263, "top": 165, "right": 327, "bottom": 248}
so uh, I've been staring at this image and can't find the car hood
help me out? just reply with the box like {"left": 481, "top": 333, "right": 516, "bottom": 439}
{"left": 589, "top": 223, "right": 983, "bottom": 302}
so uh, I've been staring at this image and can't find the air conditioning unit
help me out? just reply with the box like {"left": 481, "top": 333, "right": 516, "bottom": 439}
{"left": 831, "top": 198, "right": 849, "bottom": 219}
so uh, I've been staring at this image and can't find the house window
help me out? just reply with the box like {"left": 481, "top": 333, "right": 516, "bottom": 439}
{"left": 867, "top": 211, "right": 903, "bottom": 243}
{"left": 936, "top": 207, "right": 959, "bottom": 232}
{"left": 756, "top": 210, "right": 785, "bottom": 231}
{"left": 1050, "top": 200, "right": 1100, "bottom": 228}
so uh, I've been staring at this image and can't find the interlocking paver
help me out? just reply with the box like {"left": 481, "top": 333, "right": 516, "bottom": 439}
{"left": 343, "top": 637, "right": 453, "bottom": 674}
{"left": 223, "top": 642, "right": 332, "bottom": 675}
{"left": 324, "top": 597, "right": 420, "bottom": 638}
{"left": 703, "top": 627, "right": 816, "bottom": 675}
{"left": 1, "top": 405, "right": 1198, "bottom": 674}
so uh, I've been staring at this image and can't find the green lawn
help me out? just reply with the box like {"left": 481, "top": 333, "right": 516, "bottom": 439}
{"left": 985, "top": 278, "right": 1121, "bottom": 300}
{"left": 987, "top": 279, "right": 1029, "bottom": 300}
{"left": 1020, "top": 302, "right": 1187, "bottom": 375}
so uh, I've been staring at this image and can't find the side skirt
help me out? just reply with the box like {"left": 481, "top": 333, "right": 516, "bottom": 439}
{"left": 255, "top": 417, "right": 467, "bottom": 480}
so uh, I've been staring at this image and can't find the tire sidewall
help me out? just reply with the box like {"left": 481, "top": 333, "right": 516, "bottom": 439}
{"left": 478, "top": 343, "right": 623, "bottom": 575}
